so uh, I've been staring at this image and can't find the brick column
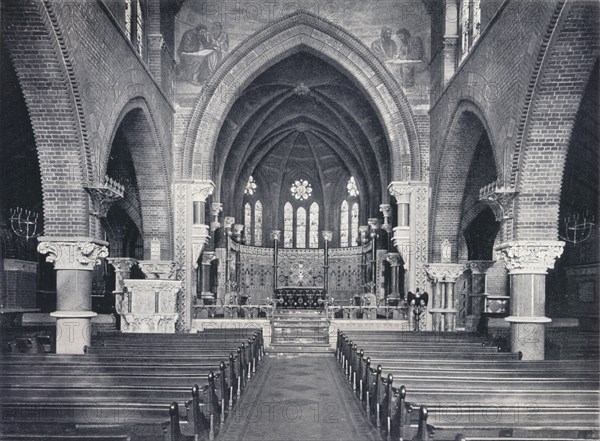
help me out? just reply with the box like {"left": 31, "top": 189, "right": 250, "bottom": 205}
{"left": 495, "top": 241, "right": 565, "bottom": 360}
{"left": 425, "top": 263, "right": 466, "bottom": 331}
{"left": 37, "top": 237, "right": 109, "bottom": 354}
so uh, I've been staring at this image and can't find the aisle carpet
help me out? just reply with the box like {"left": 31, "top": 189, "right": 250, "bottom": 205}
{"left": 218, "top": 356, "right": 382, "bottom": 441}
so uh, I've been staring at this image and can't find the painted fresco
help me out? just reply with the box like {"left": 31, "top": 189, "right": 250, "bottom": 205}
{"left": 175, "top": 0, "right": 430, "bottom": 104}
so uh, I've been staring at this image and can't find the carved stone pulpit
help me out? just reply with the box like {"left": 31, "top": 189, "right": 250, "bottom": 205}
{"left": 121, "top": 279, "right": 182, "bottom": 333}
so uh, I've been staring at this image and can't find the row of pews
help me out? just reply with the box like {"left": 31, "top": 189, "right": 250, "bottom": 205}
{"left": 0, "top": 328, "right": 264, "bottom": 441}
{"left": 336, "top": 330, "right": 600, "bottom": 441}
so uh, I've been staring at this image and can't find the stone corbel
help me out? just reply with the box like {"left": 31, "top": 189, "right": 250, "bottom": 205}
{"left": 479, "top": 180, "right": 518, "bottom": 222}
{"left": 107, "top": 257, "right": 138, "bottom": 292}
{"left": 37, "top": 237, "right": 109, "bottom": 270}
{"left": 84, "top": 176, "right": 125, "bottom": 218}
{"left": 494, "top": 241, "right": 565, "bottom": 274}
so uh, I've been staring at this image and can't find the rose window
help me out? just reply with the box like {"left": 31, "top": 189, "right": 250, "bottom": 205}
{"left": 290, "top": 179, "right": 312, "bottom": 200}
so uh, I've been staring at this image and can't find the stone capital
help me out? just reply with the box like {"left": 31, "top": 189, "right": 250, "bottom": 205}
{"left": 191, "top": 180, "right": 215, "bottom": 202}
{"left": 37, "top": 237, "right": 109, "bottom": 270}
{"left": 271, "top": 230, "right": 281, "bottom": 242}
{"left": 388, "top": 181, "right": 413, "bottom": 203}
{"left": 107, "top": 257, "right": 138, "bottom": 274}
{"left": 386, "top": 252, "right": 402, "bottom": 266}
{"left": 425, "top": 263, "right": 466, "bottom": 282}
{"left": 147, "top": 33, "right": 165, "bottom": 51}
{"left": 322, "top": 230, "right": 333, "bottom": 242}
{"left": 467, "top": 260, "right": 494, "bottom": 274}
{"left": 138, "top": 260, "right": 178, "bottom": 279}
{"left": 211, "top": 202, "right": 223, "bottom": 217}
{"left": 202, "top": 251, "right": 217, "bottom": 265}
{"left": 494, "top": 241, "right": 565, "bottom": 274}
{"left": 379, "top": 204, "right": 392, "bottom": 218}
{"left": 224, "top": 216, "right": 236, "bottom": 229}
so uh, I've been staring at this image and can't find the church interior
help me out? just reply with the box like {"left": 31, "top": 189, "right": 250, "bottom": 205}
{"left": 0, "top": 0, "right": 599, "bottom": 440}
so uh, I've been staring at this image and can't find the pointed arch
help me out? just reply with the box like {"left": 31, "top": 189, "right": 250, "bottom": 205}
{"left": 351, "top": 202, "right": 359, "bottom": 247}
{"left": 309, "top": 202, "right": 319, "bottom": 248}
{"left": 296, "top": 207, "right": 307, "bottom": 248}
{"left": 254, "top": 200, "right": 263, "bottom": 246}
{"left": 283, "top": 202, "right": 293, "bottom": 248}
{"left": 340, "top": 200, "right": 349, "bottom": 247}
{"left": 182, "top": 11, "right": 421, "bottom": 184}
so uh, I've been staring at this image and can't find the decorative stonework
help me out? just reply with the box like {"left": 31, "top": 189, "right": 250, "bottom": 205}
{"left": 479, "top": 180, "right": 518, "bottom": 221}
{"left": 322, "top": 231, "right": 333, "bottom": 242}
{"left": 290, "top": 179, "right": 312, "bottom": 200}
{"left": 425, "top": 263, "right": 466, "bottom": 282}
{"left": 388, "top": 182, "right": 413, "bottom": 203}
{"left": 107, "top": 257, "right": 138, "bottom": 292}
{"left": 494, "top": 241, "right": 565, "bottom": 274}
{"left": 271, "top": 230, "right": 281, "bottom": 242}
{"left": 191, "top": 180, "right": 215, "bottom": 202}
{"left": 202, "top": 251, "right": 217, "bottom": 265}
{"left": 147, "top": 33, "right": 165, "bottom": 51}
{"left": 293, "top": 82, "right": 311, "bottom": 96}
{"left": 37, "top": 237, "right": 109, "bottom": 270}
{"left": 173, "top": 182, "right": 187, "bottom": 332}
{"left": 225, "top": 216, "right": 236, "bottom": 229}
{"left": 121, "top": 279, "right": 182, "bottom": 333}
{"left": 84, "top": 176, "right": 124, "bottom": 218}
{"left": 138, "top": 260, "right": 178, "bottom": 279}
{"left": 467, "top": 260, "right": 494, "bottom": 275}
{"left": 386, "top": 253, "right": 402, "bottom": 266}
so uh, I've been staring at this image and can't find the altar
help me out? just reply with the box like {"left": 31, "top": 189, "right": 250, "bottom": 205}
{"left": 275, "top": 287, "right": 325, "bottom": 308}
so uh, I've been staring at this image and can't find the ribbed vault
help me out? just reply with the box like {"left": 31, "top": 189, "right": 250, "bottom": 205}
{"left": 215, "top": 52, "right": 390, "bottom": 231}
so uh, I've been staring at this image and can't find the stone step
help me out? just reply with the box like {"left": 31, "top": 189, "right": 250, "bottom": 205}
{"left": 271, "top": 337, "right": 329, "bottom": 345}
{"left": 267, "top": 343, "right": 333, "bottom": 357}
{"left": 271, "top": 320, "right": 329, "bottom": 327}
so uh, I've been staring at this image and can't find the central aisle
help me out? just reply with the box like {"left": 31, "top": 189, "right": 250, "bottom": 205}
{"left": 218, "top": 356, "right": 382, "bottom": 441}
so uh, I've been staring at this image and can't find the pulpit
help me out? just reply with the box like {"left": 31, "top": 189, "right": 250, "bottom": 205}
{"left": 121, "top": 279, "right": 182, "bottom": 333}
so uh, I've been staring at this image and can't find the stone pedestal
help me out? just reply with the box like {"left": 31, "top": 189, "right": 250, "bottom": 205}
{"left": 425, "top": 263, "right": 466, "bottom": 331}
{"left": 495, "top": 241, "right": 565, "bottom": 360}
{"left": 38, "top": 237, "right": 109, "bottom": 354}
{"left": 121, "top": 279, "right": 182, "bottom": 333}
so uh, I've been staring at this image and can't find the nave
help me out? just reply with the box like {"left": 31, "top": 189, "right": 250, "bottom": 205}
{"left": 1, "top": 321, "right": 598, "bottom": 441}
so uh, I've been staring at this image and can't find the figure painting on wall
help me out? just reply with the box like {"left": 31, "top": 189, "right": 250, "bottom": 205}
{"left": 176, "top": 22, "right": 229, "bottom": 86}
{"left": 370, "top": 27, "right": 398, "bottom": 61}
{"left": 370, "top": 27, "right": 428, "bottom": 88}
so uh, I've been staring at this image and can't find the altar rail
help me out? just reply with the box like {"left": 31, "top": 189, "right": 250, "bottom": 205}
{"left": 193, "top": 304, "right": 408, "bottom": 321}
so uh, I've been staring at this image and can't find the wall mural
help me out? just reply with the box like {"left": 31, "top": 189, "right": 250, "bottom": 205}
{"left": 175, "top": 0, "right": 430, "bottom": 104}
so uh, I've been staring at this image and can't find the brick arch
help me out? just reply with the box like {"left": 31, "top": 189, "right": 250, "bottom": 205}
{"left": 431, "top": 100, "right": 502, "bottom": 262}
{"left": 105, "top": 99, "right": 173, "bottom": 260}
{"left": 181, "top": 11, "right": 421, "bottom": 183}
{"left": 1, "top": 0, "right": 93, "bottom": 236}
{"left": 513, "top": 1, "right": 600, "bottom": 240}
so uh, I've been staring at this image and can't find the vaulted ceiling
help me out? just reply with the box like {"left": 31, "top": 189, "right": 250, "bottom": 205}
{"left": 214, "top": 51, "right": 391, "bottom": 223}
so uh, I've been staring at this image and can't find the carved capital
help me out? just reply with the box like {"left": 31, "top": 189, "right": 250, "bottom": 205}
{"left": 479, "top": 180, "right": 518, "bottom": 221}
{"left": 191, "top": 180, "right": 215, "bottom": 202}
{"left": 322, "top": 230, "right": 333, "bottom": 242}
{"left": 147, "top": 33, "right": 165, "bottom": 51}
{"left": 107, "top": 257, "right": 138, "bottom": 274}
{"left": 388, "top": 181, "right": 413, "bottom": 203}
{"left": 379, "top": 204, "right": 392, "bottom": 218}
{"left": 386, "top": 252, "right": 402, "bottom": 266}
{"left": 425, "top": 263, "right": 466, "bottom": 282}
{"left": 224, "top": 216, "right": 236, "bottom": 230}
{"left": 495, "top": 241, "right": 565, "bottom": 274}
{"left": 202, "top": 251, "right": 217, "bottom": 265}
{"left": 271, "top": 230, "right": 281, "bottom": 242}
{"left": 37, "top": 237, "right": 109, "bottom": 270}
{"left": 467, "top": 260, "right": 494, "bottom": 275}
{"left": 138, "top": 260, "right": 178, "bottom": 279}
{"left": 211, "top": 202, "right": 223, "bottom": 217}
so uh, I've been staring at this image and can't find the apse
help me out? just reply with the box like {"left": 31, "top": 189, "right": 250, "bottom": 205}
{"left": 214, "top": 52, "right": 391, "bottom": 247}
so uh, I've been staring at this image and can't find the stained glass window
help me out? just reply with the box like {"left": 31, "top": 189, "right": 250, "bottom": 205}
{"left": 254, "top": 200, "right": 263, "bottom": 246}
{"left": 125, "top": 0, "right": 132, "bottom": 40}
{"left": 291, "top": 179, "right": 312, "bottom": 200}
{"left": 340, "top": 200, "right": 349, "bottom": 247}
{"left": 284, "top": 202, "right": 293, "bottom": 248}
{"left": 296, "top": 207, "right": 306, "bottom": 248}
{"left": 347, "top": 177, "right": 359, "bottom": 197}
{"left": 245, "top": 176, "right": 257, "bottom": 195}
{"left": 309, "top": 202, "right": 319, "bottom": 248}
{"left": 244, "top": 202, "right": 252, "bottom": 243}
{"left": 351, "top": 203, "right": 359, "bottom": 246}
{"left": 135, "top": 0, "right": 144, "bottom": 55}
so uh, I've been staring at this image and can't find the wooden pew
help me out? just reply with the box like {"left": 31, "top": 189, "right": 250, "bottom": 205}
{"left": 1, "top": 329, "right": 264, "bottom": 441}
{"left": 336, "top": 330, "right": 600, "bottom": 441}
